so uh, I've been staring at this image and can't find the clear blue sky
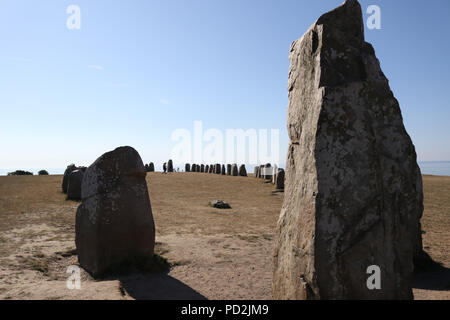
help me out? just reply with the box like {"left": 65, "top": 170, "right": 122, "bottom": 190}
{"left": 1, "top": 0, "right": 449, "bottom": 172}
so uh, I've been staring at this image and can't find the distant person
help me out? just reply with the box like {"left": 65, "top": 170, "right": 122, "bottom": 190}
{"left": 163, "top": 162, "right": 167, "bottom": 174}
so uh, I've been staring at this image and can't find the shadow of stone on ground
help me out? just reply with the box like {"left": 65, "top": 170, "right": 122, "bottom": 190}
{"left": 119, "top": 273, "right": 207, "bottom": 300}
{"left": 413, "top": 253, "right": 450, "bottom": 291}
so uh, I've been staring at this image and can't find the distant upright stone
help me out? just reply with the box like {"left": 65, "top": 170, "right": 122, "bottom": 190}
{"left": 227, "top": 164, "right": 232, "bottom": 175}
{"left": 185, "top": 163, "right": 191, "bottom": 172}
{"left": 221, "top": 165, "right": 226, "bottom": 175}
{"left": 167, "top": 160, "right": 174, "bottom": 172}
{"left": 275, "top": 169, "right": 284, "bottom": 190}
{"left": 144, "top": 164, "right": 149, "bottom": 172}
{"left": 215, "top": 164, "right": 221, "bottom": 174}
{"left": 273, "top": 0, "right": 423, "bottom": 300}
{"left": 67, "top": 169, "right": 84, "bottom": 200}
{"left": 62, "top": 164, "right": 77, "bottom": 193}
{"left": 148, "top": 162, "right": 155, "bottom": 172}
{"left": 209, "top": 165, "right": 214, "bottom": 173}
{"left": 263, "top": 163, "right": 272, "bottom": 181}
{"left": 205, "top": 165, "right": 209, "bottom": 173}
{"left": 231, "top": 164, "right": 238, "bottom": 176}
{"left": 254, "top": 166, "right": 260, "bottom": 178}
{"left": 259, "top": 165, "right": 264, "bottom": 179}
{"left": 201, "top": 164, "right": 205, "bottom": 173}
{"left": 272, "top": 165, "right": 278, "bottom": 184}
{"left": 75, "top": 146, "right": 155, "bottom": 277}
{"left": 239, "top": 164, "right": 247, "bottom": 177}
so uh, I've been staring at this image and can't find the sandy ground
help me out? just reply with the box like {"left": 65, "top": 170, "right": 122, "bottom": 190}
{"left": 0, "top": 173, "right": 448, "bottom": 300}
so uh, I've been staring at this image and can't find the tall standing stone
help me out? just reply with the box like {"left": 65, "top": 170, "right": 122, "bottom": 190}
{"left": 254, "top": 166, "right": 260, "bottom": 178}
{"left": 148, "top": 162, "right": 155, "bottom": 172}
{"left": 238, "top": 164, "right": 247, "bottom": 177}
{"left": 62, "top": 164, "right": 77, "bottom": 193}
{"left": 263, "top": 163, "right": 272, "bottom": 181}
{"left": 231, "top": 164, "right": 238, "bottom": 176}
{"left": 275, "top": 169, "right": 285, "bottom": 191}
{"left": 75, "top": 146, "right": 155, "bottom": 277}
{"left": 67, "top": 169, "right": 84, "bottom": 200}
{"left": 221, "top": 165, "right": 226, "bottom": 175}
{"left": 185, "top": 163, "right": 191, "bottom": 172}
{"left": 215, "top": 164, "right": 221, "bottom": 174}
{"left": 205, "top": 165, "right": 209, "bottom": 173}
{"left": 272, "top": 165, "right": 278, "bottom": 184}
{"left": 273, "top": 0, "right": 423, "bottom": 300}
{"left": 167, "top": 160, "right": 174, "bottom": 173}
{"left": 227, "top": 164, "right": 232, "bottom": 175}
{"left": 259, "top": 165, "right": 264, "bottom": 179}
{"left": 201, "top": 164, "right": 205, "bottom": 173}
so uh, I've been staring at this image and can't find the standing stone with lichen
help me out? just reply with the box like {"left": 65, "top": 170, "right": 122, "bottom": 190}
{"left": 273, "top": 0, "right": 423, "bottom": 300}
{"left": 75, "top": 146, "right": 155, "bottom": 277}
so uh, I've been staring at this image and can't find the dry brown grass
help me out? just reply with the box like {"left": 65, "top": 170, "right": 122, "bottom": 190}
{"left": 0, "top": 172, "right": 448, "bottom": 299}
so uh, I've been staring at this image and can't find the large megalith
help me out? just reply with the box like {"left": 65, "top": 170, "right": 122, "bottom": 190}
{"left": 227, "top": 164, "right": 232, "bottom": 175}
{"left": 231, "top": 164, "right": 238, "bottom": 176}
{"left": 67, "top": 169, "right": 85, "bottom": 200}
{"left": 221, "top": 164, "right": 226, "bottom": 175}
{"left": 148, "top": 162, "right": 155, "bottom": 172}
{"left": 75, "top": 146, "right": 155, "bottom": 277}
{"left": 62, "top": 164, "right": 77, "bottom": 193}
{"left": 273, "top": 0, "right": 423, "bottom": 300}
{"left": 215, "top": 164, "right": 221, "bottom": 174}
{"left": 254, "top": 166, "right": 260, "bottom": 178}
{"left": 239, "top": 164, "right": 247, "bottom": 177}
{"left": 275, "top": 169, "right": 285, "bottom": 191}
{"left": 167, "top": 160, "right": 174, "bottom": 172}
{"left": 185, "top": 163, "right": 191, "bottom": 172}
{"left": 263, "top": 163, "right": 272, "bottom": 181}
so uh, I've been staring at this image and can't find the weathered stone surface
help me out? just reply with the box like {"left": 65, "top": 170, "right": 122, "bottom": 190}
{"left": 273, "top": 0, "right": 423, "bottom": 300}
{"left": 67, "top": 169, "right": 84, "bottom": 200}
{"left": 75, "top": 146, "right": 155, "bottom": 277}
{"left": 205, "top": 165, "right": 209, "bottom": 173}
{"left": 144, "top": 164, "right": 149, "bottom": 172}
{"left": 239, "top": 165, "right": 247, "bottom": 177}
{"left": 167, "top": 160, "right": 173, "bottom": 172}
{"left": 185, "top": 163, "right": 191, "bottom": 172}
{"left": 275, "top": 169, "right": 285, "bottom": 190}
{"left": 209, "top": 165, "right": 214, "bottom": 173}
{"left": 201, "top": 164, "right": 205, "bottom": 173}
{"left": 215, "top": 164, "right": 221, "bottom": 174}
{"left": 231, "top": 164, "right": 238, "bottom": 176}
{"left": 221, "top": 165, "right": 226, "bottom": 175}
{"left": 227, "top": 164, "right": 232, "bottom": 175}
{"left": 148, "top": 162, "right": 155, "bottom": 172}
{"left": 62, "top": 164, "right": 77, "bottom": 193}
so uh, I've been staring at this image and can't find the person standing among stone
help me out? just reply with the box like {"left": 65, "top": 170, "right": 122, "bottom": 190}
{"left": 163, "top": 162, "right": 167, "bottom": 174}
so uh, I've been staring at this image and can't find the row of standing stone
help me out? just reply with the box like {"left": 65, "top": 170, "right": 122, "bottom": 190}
{"left": 185, "top": 163, "right": 247, "bottom": 176}
{"left": 61, "top": 164, "right": 87, "bottom": 200}
{"left": 254, "top": 163, "right": 285, "bottom": 191}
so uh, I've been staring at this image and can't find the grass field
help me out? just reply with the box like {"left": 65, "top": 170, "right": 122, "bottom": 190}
{"left": 0, "top": 173, "right": 448, "bottom": 299}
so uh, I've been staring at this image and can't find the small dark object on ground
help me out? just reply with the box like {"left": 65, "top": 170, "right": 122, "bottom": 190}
{"left": 38, "top": 170, "right": 49, "bottom": 175}
{"left": 209, "top": 200, "right": 231, "bottom": 209}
